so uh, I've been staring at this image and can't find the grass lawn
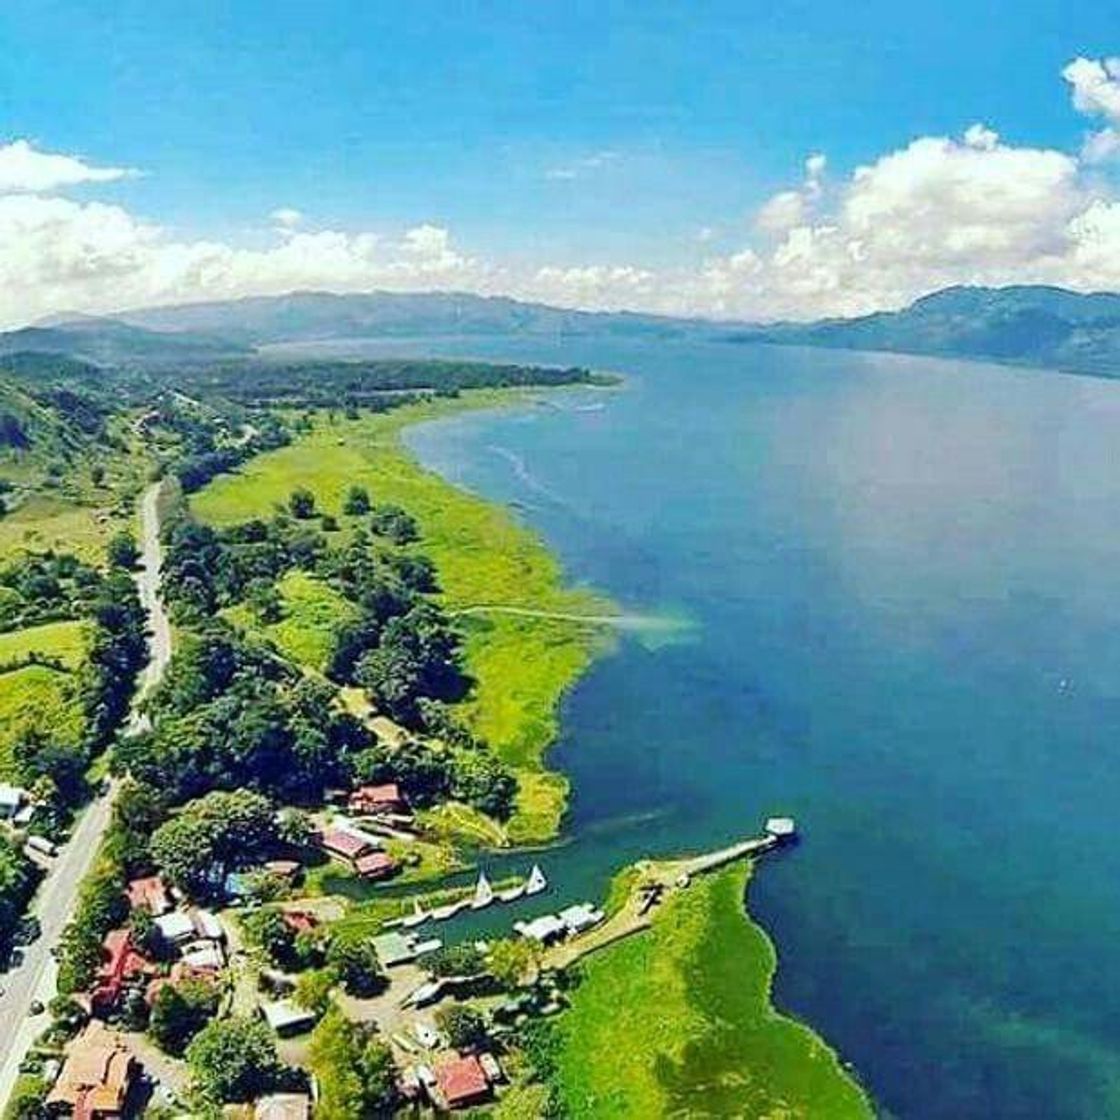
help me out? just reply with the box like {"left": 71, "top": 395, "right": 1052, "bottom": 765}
{"left": 191, "top": 393, "right": 614, "bottom": 842}
{"left": 0, "top": 663, "right": 85, "bottom": 779}
{"left": 0, "top": 619, "right": 89, "bottom": 671}
{"left": 225, "top": 570, "right": 358, "bottom": 673}
{"left": 553, "top": 865, "right": 873, "bottom": 1119}
{"left": 0, "top": 495, "right": 124, "bottom": 562}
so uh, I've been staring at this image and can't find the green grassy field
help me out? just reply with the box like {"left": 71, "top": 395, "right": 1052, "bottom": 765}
{"left": 553, "top": 865, "right": 873, "bottom": 1119}
{"left": 225, "top": 570, "right": 358, "bottom": 673}
{"left": 190, "top": 394, "right": 614, "bottom": 841}
{"left": 0, "top": 663, "right": 85, "bottom": 779}
{"left": 0, "top": 495, "right": 125, "bottom": 562}
{"left": 0, "top": 619, "right": 89, "bottom": 671}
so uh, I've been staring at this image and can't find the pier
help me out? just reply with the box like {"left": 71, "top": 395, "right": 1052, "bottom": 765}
{"left": 546, "top": 817, "right": 795, "bottom": 969}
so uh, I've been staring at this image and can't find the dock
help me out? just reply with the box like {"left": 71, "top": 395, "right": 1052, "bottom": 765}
{"left": 545, "top": 817, "right": 796, "bottom": 969}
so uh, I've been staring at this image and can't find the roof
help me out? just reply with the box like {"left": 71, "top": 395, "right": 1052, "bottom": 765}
{"left": 355, "top": 850, "right": 396, "bottom": 879}
{"left": 350, "top": 782, "right": 403, "bottom": 805}
{"left": 0, "top": 783, "right": 24, "bottom": 808}
{"left": 436, "top": 1054, "right": 490, "bottom": 1108}
{"left": 515, "top": 914, "right": 567, "bottom": 942}
{"left": 254, "top": 1093, "right": 311, "bottom": 1120}
{"left": 260, "top": 1000, "right": 316, "bottom": 1033}
{"left": 282, "top": 910, "right": 318, "bottom": 934}
{"left": 181, "top": 942, "right": 225, "bottom": 971}
{"left": 46, "top": 1023, "right": 136, "bottom": 1112}
{"left": 155, "top": 911, "right": 196, "bottom": 942}
{"left": 318, "top": 827, "right": 370, "bottom": 859}
{"left": 264, "top": 859, "right": 301, "bottom": 877}
{"left": 372, "top": 930, "right": 417, "bottom": 966}
{"left": 192, "top": 908, "right": 225, "bottom": 940}
{"left": 126, "top": 876, "right": 170, "bottom": 915}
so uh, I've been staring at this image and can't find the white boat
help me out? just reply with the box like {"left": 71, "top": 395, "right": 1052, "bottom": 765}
{"left": 431, "top": 900, "right": 467, "bottom": 921}
{"left": 401, "top": 899, "right": 428, "bottom": 929}
{"left": 525, "top": 864, "right": 548, "bottom": 896}
{"left": 471, "top": 870, "right": 495, "bottom": 910}
{"left": 497, "top": 883, "right": 526, "bottom": 904}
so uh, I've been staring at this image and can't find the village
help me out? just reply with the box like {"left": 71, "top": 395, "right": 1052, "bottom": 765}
{"left": 5, "top": 753, "right": 796, "bottom": 1118}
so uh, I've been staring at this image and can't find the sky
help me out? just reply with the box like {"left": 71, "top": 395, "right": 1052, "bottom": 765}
{"left": 0, "top": 1, "right": 1119, "bottom": 327}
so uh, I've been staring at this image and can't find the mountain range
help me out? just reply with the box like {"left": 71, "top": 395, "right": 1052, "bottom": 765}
{"left": 4, "top": 285, "right": 1120, "bottom": 378}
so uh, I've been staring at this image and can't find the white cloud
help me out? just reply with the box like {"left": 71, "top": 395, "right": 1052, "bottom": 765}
{"left": 270, "top": 207, "right": 303, "bottom": 229}
{"left": 1063, "top": 56, "right": 1120, "bottom": 163}
{"left": 544, "top": 150, "right": 617, "bottom": 181}
{"left": 0, "top": 139, "right": 135, "bottom": 193}
{"left": 7, "top": 55, "right": 1120, "bottom": 329}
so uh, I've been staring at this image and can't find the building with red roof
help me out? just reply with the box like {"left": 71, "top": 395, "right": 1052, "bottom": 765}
{"left": 435, "top": 1055, "right": 491, "bottom": 1110}
{"left": 348, "top": 782, "right": 407, "bottom": 815}
{"left": 354, "top": 851, "right": 398, "bottom": 880}
{"left": 282, "top": 910, "right": 318, "bottom": 935}
{"left": 91, "top": 930, "right": 154, "bottom": 1015}
{"left": 317, "top": 827, "right": 371, "bottom": 863}
{"left": 126, "top": 875, "right": 171, "bottom": 916}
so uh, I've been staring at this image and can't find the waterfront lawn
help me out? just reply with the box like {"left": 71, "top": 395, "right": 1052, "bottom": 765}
{"left": 225, "top": 570, "right": 357, "bottom": 673}
{"left": 191, "top": 395, "right": 613, "bottom": 842}
{"left": 0, "top": 619, "right": 88, "bottom": 671}
{"left": 553, "top": 865, "right": 872, "bottom": 1119}
{"left": 0, "top": 664, "right": 85, "bottom": 779}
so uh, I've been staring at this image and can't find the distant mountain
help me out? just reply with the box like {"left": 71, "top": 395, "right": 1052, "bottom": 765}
{"left": 0, "top": 316, "right": 249, "bottom": 367}
{"left": 116, "top": 289, "right": 717, "bottom": 346}
{"left": 729, "top": 285, "right": 1120, "bottom": 376}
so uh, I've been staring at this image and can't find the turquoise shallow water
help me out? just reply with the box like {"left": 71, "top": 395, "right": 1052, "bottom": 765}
{"left": 368, "top": 335, "right": 1120, "bottom": 1119}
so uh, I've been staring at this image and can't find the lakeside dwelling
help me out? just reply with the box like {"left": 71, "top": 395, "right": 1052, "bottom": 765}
{"left": 125, "top": 875, "right": 171, "bottom": 916}
{"left": 89, "top": 930, "right": 155, "bottom": 1016}
{"left": 46, "top": 1022, "right": 138, "bottom": 1118}
{"left": 347, "top": 781, "right": 408, "bottom": 816}
{"left": 434, "top": 1054, "right": 493, "bottom": 1110}
{"left": 316, "top": 825, "right": 399, "bottom": 880}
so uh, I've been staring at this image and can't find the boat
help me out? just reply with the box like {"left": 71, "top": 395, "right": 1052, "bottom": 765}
{"left": 525, "top": 864, "right": 548, "bottom": 896}
{"left": 430, "top": 900, "right": 467, "bottom": 921}
{"left": 496, "top": 883, "right": 526, "bottom": 904}
{"left": 401, "top": 899, "right": 428, "bottom": 929}
{"left": 471, "top": 870, "right": 495, "bottom": 910}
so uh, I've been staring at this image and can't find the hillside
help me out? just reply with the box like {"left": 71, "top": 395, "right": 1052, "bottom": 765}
{"left": 116, "top": 289, "right": 716, "bottom": 345}
{"left": 730, "top": 285, "right": 1120, "bottom": 376}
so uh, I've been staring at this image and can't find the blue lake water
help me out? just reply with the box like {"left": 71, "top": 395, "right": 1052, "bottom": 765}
{"left": 334, "top": 335, "right": 1120, "bottom": 1118}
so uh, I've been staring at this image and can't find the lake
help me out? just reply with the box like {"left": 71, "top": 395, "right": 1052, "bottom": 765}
{"left": 322, "top": 334, "right": 1120, "bottom": 1118}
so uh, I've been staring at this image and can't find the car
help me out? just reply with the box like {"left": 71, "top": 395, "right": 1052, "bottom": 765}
{"left": 14, "top": 916, "right": 41, "bottom": 945}
{"left": 10, "top": 947, "right": 25, "bottom": 967}
{"left": 29, "top": 1000, "right": 44, "bottom": 1016}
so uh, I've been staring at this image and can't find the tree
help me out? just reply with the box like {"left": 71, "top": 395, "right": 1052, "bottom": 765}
{"left": 435, "top": 1004, "right": 489, "bottom": 1051}
{"left": 246, "top": 579, "right": 283, "bottom": 624}
{"left": 288, "top": 488, "right": 316, "bottom": 519}
{"left": 368, "top": 503, "right": 418, "bottom": 545}
{"left": 107, "top": 531, "right": 140, "bottom": 570}
{"left": 242, "top": 908, "right": 295, "bottom": 967}
{"left": 293, "top": 968, "right": 336, "bottom": 1017}
{"left": 487, "top": 938, "right": 541, "bottom": 989}
{"left": 308, "top": 1008, "right": 398, "bottom": 1120}
{"left": 326, "top": 938, "right": 384, "bottom": 997}
{"left": 186, "top": 1016, "right": 283, "bottom": 1103}
{"left": 451, "top": 750, "right": 517, "bottom": 820}
{"left": 342, "top": 485, "right": 370, "bottom": 516}
{"left": 426, "top": 942, "right": 486, "bottom": 979}
{"left": 150, "top": 790, "right": 276, "bottom": 898}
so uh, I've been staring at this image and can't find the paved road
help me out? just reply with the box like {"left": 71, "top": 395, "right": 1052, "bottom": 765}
{"left": 0, "top": 481, "right": 171, "bottom": 1109}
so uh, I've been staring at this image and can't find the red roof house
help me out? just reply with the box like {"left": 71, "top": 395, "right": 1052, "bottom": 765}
{"left": 317, "top": 828, "right": 371, "bottom": 863}
{"left": 282, "top": 910, "right": 318, "bottom": 935}
{"left": 435, "top": 1055, "right": 491, "bottom": 1110}
{"left": 91, "top": 930, "right": 154, "bottom": 1014}
{"left": 126, "top": 875, "right": 171, "bottom": 916}
{"left": 348, "top": 782, "right": 407, "bottom": 815}
{"left": 354, "top": 851, "right": 397, "bottom": 881}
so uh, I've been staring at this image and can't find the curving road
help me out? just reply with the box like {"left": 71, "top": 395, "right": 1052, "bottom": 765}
{"left": 0, "top": 481, "right": 171, "bottom": 1109}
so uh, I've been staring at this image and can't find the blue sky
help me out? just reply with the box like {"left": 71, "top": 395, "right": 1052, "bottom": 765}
{"left": 0, "top": 2, "right": 1118, "bottom": 324}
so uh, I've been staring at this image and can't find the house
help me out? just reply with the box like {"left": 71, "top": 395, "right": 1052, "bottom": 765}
{"left": 260, "top": 999, "right": 316, "bottom": 1037}
{"left": 317, "top": 827, "right": 372, "bottom": 865}
{"left": 372, "top": 930, "right": 421, "bottom": 967}
{"left": 354, "top": 850, "right": 397, "bottom": 880}
{"left": 46, "top": 1022, "right": 137, "bottom": 1117}
{"left": 434, "top": 1054, "right": 491, "bottom": 1110}
{"left": 514, "top": 914, "right": 567, "bottom": 944}
{"left": 91, "top": 930, "right": 153, "bottom": 1014}
{"left": 0, "top": 784, "right": 25, "bottom": 819}
{"left": 181, "top": 941, "right": 225, "bottom": 971}
{"left": 125, "top": 876, "right": 171, "bottom": 916}
{"left": 281, "top": 910, "right": 318, "bottom": 935}
{"left": 192, "top": 908, "right": 225, "bottom": 942}
{"left": 254, "top": 1093, "right": 311, "bottom": 1120}
{"left": 348, "top": 782, "right": 407, "bottom": 816}
{"left": 557, "top": 903, "right": 605, "bottom": 936}
{"left": 153, "top": 911, "right": 196, "bottom": 947}
{"left": 263, "top": 859, "right": 302, "bottom": 881}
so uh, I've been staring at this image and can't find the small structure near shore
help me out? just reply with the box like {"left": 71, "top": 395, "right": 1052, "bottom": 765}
{"left": 764, "top": 816, "right": 797, "bottom": 842}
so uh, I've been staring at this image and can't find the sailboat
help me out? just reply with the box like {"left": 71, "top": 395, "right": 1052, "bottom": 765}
{"left": 401, "top": 898, "right": 428, "bottom": 929}
{"left": 496, "top": 880, "right": 526, "bottom": 904}
{"left": 470, "top": 870, "right": 495, "bottom": 910}
{"left": 524, "top": 863, "right": 548, "bottom": 896}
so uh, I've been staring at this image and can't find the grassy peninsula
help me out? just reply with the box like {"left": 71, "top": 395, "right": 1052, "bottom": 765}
{"left": 552, "top": 862, "right": 873, "bottom": 1118}
{"left": 191, "top": 390, "right": 614, "bottom": 841}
